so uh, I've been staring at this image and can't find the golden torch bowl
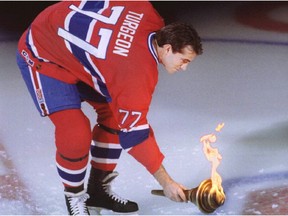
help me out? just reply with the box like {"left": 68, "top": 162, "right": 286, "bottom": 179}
{"left": 187, "top": 179, "right": 225, "bottom": 213}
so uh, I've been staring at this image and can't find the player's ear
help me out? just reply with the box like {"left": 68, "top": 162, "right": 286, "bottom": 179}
{"left": 162, "top": 44, "right": 172, "bottom": 54}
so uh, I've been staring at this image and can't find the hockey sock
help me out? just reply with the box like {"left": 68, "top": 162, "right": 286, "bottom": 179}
{"left": 49, "top": 109, "right": 91, "bottom": 187}
{"left": 90, "top": 124, "right": 122, "bottom": 171}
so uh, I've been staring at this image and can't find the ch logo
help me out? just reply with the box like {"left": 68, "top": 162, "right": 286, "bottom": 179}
{"left": 21, "top": 50, "right": 34, "bottom": 67}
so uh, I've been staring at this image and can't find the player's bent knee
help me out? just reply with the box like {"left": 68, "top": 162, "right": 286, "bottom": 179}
{"left": 49, "top": 109, "right": 92, "bottom": 158}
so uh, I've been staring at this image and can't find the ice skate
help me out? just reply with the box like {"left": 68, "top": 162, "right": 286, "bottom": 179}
{"left": 65, "top": 190, "right": 90, "bottom": 215}
{"left": 86, "top": 168, "right": 139, "bottom": 214}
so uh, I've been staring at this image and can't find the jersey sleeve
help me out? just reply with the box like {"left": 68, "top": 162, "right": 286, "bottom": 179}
{"left": 107, "top": 62, "right": 157, "bottom": 149}
{"left": 106, "top": 60, "right": 164, "bottom": 174}
{"left": 108, "top": 82, "right": 165, "bottom": 174}
{"left": 127, "top": 127, "right": 164, "bottom": 174}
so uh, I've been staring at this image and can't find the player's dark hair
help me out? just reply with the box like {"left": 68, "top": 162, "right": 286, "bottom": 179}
{"left": 155, "top": 22, "right": 203, "bottom": 55}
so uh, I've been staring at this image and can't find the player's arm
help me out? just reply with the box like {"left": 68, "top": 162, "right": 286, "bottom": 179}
{"left": 119, "top": 120, "right": 187, "bottom": 202}
{"left": 112, "top": 102, "right": 188, "bottom": 202}
{"left": 108, "top": 72, "right": 188, "bottom": 201}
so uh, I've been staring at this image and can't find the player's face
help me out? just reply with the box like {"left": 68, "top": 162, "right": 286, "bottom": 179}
{"left": 161, "top": 45, "right": 197, "bottom": 74}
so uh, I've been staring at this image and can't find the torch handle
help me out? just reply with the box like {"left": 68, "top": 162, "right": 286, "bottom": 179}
{"left": 151, "top": 189, "right": 191, "bottom": 198}
{"left": 151, "top": 189, "right": 165, "bottom": 196}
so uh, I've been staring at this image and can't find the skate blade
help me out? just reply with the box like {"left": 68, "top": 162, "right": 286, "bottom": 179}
{"left": 88, "top": 206, "right": 139, "bottom": 215}
{"left": 112, "top": 211, "right": 139, "bottom": 215}
{"left": 88, "top": 206, "right": 102, "bottom": 215}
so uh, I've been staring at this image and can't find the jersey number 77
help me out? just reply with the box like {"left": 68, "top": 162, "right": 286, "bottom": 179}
{"left": 57, "top": 4, "right": 124, "bottom": 59}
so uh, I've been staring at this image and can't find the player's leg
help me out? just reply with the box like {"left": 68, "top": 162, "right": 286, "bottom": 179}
{"left": 89, "top": 101, "right": 139, "bottom": 213}
{"left": 16, "top": 52, "right": 90, "bottom": 215}
{"left": 76, "top": 82, "right": 123, "bottom": 171}
{"left": 77, "top": 82, "right": 138, "bottom": 213}
{"left": 49, "top": 109, "right": 91, "bottom": 215}
{"left": 90, "top": 102, "right": 122, "bottom": 171}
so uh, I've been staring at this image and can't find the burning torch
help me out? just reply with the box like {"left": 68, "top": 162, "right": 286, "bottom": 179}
{"left": 151, "top": 123, "right": 226, "bottom": 214}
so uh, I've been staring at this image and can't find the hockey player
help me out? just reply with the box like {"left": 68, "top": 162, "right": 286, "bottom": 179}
{"left": 16, "top": 0, "right": 203, "bottom": 215}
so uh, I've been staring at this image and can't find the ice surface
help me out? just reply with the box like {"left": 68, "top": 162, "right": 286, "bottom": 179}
{"left": 1, "top": 2, "right": 288, "bottom": 215}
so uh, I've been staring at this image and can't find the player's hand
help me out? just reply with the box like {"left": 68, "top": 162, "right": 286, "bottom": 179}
{"left": 163, "top": 180, "right": 188, "bottom": 202}
{"left": 153, "top": 164, "right": 188, "bottom": 202}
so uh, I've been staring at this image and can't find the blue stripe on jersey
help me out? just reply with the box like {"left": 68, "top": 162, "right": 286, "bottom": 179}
{"left": 82, "top": 1, "right": 106, "bottom": 11}
{"left": 67, "top": 1, "right": 112, "bottom": 101}
{"left": 119, "top": 128, "right": 150, "bottom": 149}
{"left": 90, "top": 146, "right": 122, "bottom": 159}
{"left": 57, "top": 167, "right": 87, "bottom": 183}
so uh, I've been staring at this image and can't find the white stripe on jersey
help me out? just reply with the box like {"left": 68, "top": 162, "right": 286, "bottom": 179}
{"left": 121, "top": 124, "right": 150, "bottom": 133}
{"left": 83, "top": 66, "right": 106, "bottom": 97}
{"left": 28, "top": 29, "right": 49, "bottom": 62}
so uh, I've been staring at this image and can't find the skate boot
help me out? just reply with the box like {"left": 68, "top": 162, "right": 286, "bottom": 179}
{"left": 64, "top": 187, "right": 90, "bottom": 215}
{"left": 86, "top": 168, "right": 139, "bottom": 213}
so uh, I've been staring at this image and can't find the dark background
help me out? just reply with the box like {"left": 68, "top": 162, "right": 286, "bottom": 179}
{"left": 0, "top": 1, "right": 56, "bottom": 32}
{"left": 0, "top": 1, "right": 210, "bottom": 36}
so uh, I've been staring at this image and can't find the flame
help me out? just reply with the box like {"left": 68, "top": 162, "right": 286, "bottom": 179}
{"left": 215, "top": 122, "right": 225, "bottom": 132}
{"left": 200, "top": 123, "right": 225, "bottom": 194}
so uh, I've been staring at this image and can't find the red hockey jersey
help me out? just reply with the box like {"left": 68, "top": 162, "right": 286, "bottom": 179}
{"left": 18, "top": 0, "right": 165, "bottom": 173}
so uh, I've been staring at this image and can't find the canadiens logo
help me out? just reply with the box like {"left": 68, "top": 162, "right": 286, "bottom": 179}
{"left": 21, "top": 50, "right": 34, "bottom": 66}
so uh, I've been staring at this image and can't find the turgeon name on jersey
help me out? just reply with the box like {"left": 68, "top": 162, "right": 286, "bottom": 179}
{"left": 113, "top": 10, "right": 144, "bottom": 57}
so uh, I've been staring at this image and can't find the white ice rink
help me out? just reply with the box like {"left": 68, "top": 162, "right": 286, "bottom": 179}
{"left": 0, "top": 2, "right": 288, "bottom": 215}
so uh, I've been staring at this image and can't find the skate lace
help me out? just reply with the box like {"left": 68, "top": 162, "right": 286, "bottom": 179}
{"left": 67, "top": 193, "right": 90, "bottom": 215}
{"left": 104, "top": 184, "right": 128, "bottom": 205}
